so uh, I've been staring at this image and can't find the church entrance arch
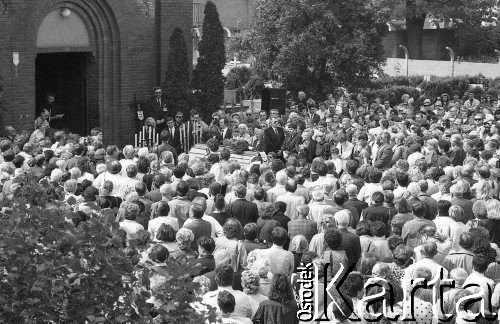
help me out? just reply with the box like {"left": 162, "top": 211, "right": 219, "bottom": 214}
{"left": 33, "top": 0, "right": 120, "bottom": 140}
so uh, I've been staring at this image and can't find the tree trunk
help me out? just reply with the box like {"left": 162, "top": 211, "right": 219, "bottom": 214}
{"left": 406, "top": 16, "right": 426, "bottom": 59}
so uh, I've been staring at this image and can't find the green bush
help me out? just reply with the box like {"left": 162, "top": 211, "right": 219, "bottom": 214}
{"left": 362, "top": 74, "right": 500, "bottom": 106}
{"left": 369, "top": 76, "right": 424, "bottom": 89}
{"left": 0, "top": 174, "right": 215, "bottom": 324}
{"left": 419, "top": 76, "right": 470, "bottom": 99}
{"left": 362, "top": 86, "right": 422, "bottom": 106}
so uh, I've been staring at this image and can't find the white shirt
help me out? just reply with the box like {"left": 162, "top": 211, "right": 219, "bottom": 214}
{"left": 148, "top": 216, "right": 179, "bottom": 238}
{"left": 202, "top": 287, "right": 253, "bottom": 318}
{"left": 276, "top": 192, "right": 305, "bottom": 220}
{"left": 357, "top": 183, "right": 383, "bottom": 205}
{"left": 119, "top": 220, "right": 144, "bottom": 240}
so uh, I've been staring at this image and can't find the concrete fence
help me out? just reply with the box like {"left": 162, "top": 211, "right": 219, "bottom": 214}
{"left": 382, "top": 58, "right": 500, "bottom": 78}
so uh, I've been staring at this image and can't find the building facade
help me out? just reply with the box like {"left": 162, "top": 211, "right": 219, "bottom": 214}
{"left": 0, "top": 0, "right": 192, "bottom": 146}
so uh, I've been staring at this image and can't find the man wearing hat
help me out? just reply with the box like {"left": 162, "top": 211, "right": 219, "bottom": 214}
{"left": 145, "top": 87, "right": 168, "bottom": 129}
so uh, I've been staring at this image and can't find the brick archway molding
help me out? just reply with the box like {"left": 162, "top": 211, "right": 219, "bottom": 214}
{"left": 30, "top": 0, "right": 121, "bottom": 143}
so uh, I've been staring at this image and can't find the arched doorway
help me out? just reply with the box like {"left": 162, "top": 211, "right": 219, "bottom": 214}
{"left": 35, "top": 9, "right": 91, "bottom": 135}
{"left": 32, "top": 0, "right": 120, "bottom": 141}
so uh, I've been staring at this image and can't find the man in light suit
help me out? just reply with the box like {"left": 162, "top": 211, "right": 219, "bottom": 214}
{"left": 373, "top": 132, "right": 393, "bottom": 171}
{"left": 263, "top": 118, "right": 285, "bottom": 154}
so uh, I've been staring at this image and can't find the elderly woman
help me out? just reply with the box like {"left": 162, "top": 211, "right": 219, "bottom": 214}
{"left": 240, "top": 270, "right": 268, "bottom": 317}
{"left": 252, "top": 273, "right": 299, "bottom": 324}
{"left": 118, "top": 201, "right": 144, "bottom": 241}
{"left": 467, "top": 200, "right": 492, "bottom": 231}
{"left": 171, "top": 227, "right": 196, "bottom": 262}
{"left": 246, "top": 249, "right": 272, "bottom": 296}
{"left": 64, "top": 179, "right": 83, "bottom": 206}
{"left": 487, "top": 199, "right": 500, "bottom": 246}
{"left": 214, "top": 218, "right": 247, "bottom": 272}
{"left": 233, "top": 123, "right": 252, "bottom": 144}
{"left": 29, "top": 118, "right": 49, "bottom": 145}
{"left": 389, "top": 244, "right": 414, "bottom": 285}
{"left": 445, "top": 205, "right": 471, "bottom": 252}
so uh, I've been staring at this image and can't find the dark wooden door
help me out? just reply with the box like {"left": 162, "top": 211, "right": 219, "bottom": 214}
{"left": 35, "top": 52, "right": 88, "bottom": 135}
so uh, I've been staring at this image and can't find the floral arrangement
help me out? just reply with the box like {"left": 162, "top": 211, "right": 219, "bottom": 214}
{"left": 222, "top": 139, "right": 249, "bottom": 154}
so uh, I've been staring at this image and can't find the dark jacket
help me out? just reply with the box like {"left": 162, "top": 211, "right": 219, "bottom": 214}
{"left": 263, "top": 127, "right": 285, "bottom": 154}
{"left": 226, "top": 198, "right": 259, "bottom": 227}
{"left": 451, "top": 197, "right": 474, "bottom": 223}
{"left": 448, "top": 146, "right": 466, "bottom": 166}
{"left": 218, "top": 127, "right": 233, "bottom": 142}
{"left": 362, "top": 204, "right": 390, "bottom": 225}
{"left": 145, "top": 96, "right": 168, "bottom": 122}
{"left": 281, "top": 133, "right": 302, "bottom": 154}
{"left": 188, "top": 255, "right": 216, "bottom": 277}
{"left": 338, "top": 228, "right": 361, "bottom": 269}
{"left": 344, "top": 198, "right": 369, "bottom": 217}
{"left": 374, "top": 144, "right": 393, "bottom": 170}
{"left": 157, "top": 143, "right": 178, "bottom": 165}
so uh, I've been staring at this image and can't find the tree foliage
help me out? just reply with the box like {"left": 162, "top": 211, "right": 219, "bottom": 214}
{"left": 192, "top": 0, "right": 226, "bottom": 119}
{"left": 374, "top": 0, "right": 499, "bottom": 59}
{"left": 0, "top": 174, "right": 214, "bottom": 324}
{"left": 227, "top": 30, "right": 256, "bottom": 63}
{"left": 251, "top": 0, "right": 389, "bottom": 99}
{"left": 164, "top": 27, "right": 192, "bottom": 116}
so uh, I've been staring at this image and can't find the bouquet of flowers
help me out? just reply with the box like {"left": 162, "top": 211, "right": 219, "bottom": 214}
{"left": 222, "top": 139, "right": 249, "bottom": 154}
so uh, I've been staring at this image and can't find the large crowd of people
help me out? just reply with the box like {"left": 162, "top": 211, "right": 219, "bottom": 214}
{"left": 4, "top": 89, "right": 500, "bottom": 323}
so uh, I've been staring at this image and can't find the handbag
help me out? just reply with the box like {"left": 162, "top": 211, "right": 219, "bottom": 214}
{"left": 231, "top": 240, "right": 242, "bottom": 273}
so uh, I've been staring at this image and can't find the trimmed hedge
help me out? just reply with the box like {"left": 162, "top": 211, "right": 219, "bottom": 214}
{"left": 362, "top": 75, "right": 500, "bottom": 106}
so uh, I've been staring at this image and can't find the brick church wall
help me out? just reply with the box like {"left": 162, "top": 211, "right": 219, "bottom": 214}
{"left": 0, "top": 0, "right": 192, "bottom": 146}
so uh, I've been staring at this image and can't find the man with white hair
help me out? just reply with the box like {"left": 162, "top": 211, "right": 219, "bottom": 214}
{"left": 343, "top": 184, "right": 368, "bottom": 217}
{"left": 308, "top": 190, "right": 336, "bottom": 227}
{"left": 335, "top": 210, "right": 361, "bottom": 268}
{"left": 287, "top": 204, "right": 317, "bottom": 242}
{"left": 276, "top": 179, "right": 305, "bottom": 219}
{"left": 266, "top": 170, "right": 288, "bottom": 203}
{"left": 119, "top": 145, "right": 136, "bottom": 176}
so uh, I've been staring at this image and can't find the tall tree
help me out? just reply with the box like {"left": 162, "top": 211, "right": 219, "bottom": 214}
{"left": 251, "top": 0, "right": 389, "bottom": 99}
{"left": 379, "top": 0, "right": 498, "bottom": 59}
{"left": 191, "top": 1, "right": 226, "bottom": 119}
{"left": 164, "top": 27, "right": 191, "bottom": 115}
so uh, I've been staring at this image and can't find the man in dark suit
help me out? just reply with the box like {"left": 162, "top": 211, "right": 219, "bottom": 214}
{"left": 335, "top": 211, "right": 361, "bottom": 268}
{"left": 448, "top": 134, "right": 466, "bottom": 167}
{"left": 157, "top": 130, "right": 178, "bottom": 165}
{"left": 225, "top": 184, "right": 258, "bottom": 227}
{"left": 343, "top": 184, "right": 368, "bottom": 220}
{"left": 263, "top": 118, "right": 285, "bottom": 154}
{"left": 218, "top": 118, "right": 233, "bottom": 142}
{"left": 361, "top": 192, "right": 390, "bottom": 226}
{"left": 165, "top": 117, "right": 181, "bottom": 152}
{"left": 374, "top": 132, "right": 393, "bottom": 171}
{"left": 145, "top": 87, "right": 168, "bottom": 129}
